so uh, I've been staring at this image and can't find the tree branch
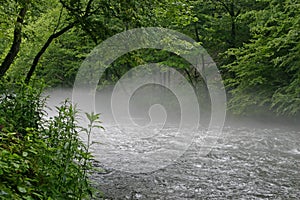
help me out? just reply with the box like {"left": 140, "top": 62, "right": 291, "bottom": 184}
{"left": 184, "top": 68, "right": 196, "bottom": 89}
{"left": 25, "top": 23, "right": 75, "bottom": 83}
{"left": 0, "top": 1, "right": 29, "bottom": 77}
{"left": 215, "top": 0, "right": 231, "bottom": 15}
{"left": 53, "top": 5, "right": 64, "bottom": 34}
{"left": 84, "top": 0, "right": 94, "bottom": 17}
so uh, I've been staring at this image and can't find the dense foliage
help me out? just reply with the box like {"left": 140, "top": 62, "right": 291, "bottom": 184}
{"left": 1, "top": 0, "right": 298, "bottom": 116}
{"left": 224, "top": 0, "right": 300, "bottom": 116}
{"left": 0, "top": 80, "right": 100, "bottom": 199}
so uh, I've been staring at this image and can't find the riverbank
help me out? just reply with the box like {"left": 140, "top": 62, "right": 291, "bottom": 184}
{"left": 225, "top": 111, "right": 300, "bottom": 131}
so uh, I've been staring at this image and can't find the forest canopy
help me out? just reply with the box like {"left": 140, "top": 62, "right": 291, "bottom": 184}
{"left": 0, "top": 0, "right": 299, "bottom": 117}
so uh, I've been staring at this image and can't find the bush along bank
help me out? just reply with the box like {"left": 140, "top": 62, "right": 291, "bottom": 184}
{"left": 0, "top": 80, "right": 102, "bottom": 199}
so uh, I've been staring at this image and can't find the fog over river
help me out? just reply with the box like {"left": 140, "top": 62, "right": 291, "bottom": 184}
{"left": 45, "top": 89, "right": 300, "bottom": 200}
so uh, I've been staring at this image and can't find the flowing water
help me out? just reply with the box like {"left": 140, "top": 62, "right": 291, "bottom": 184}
{"left": 90, "top": 123, "right": 300, "bottom": 200}
{"left": 44, "top": 89, "right": 300, "bottom": 199}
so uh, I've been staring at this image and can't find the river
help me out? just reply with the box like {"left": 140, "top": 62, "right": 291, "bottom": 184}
{"left": 45, "top": 89, "right": 300, "bottom": 199}
{"left": 90, "top": 122, "right": 300, "bottom": 199}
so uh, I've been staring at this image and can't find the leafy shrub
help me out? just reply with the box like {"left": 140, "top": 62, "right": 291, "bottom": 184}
{"left": 0, "top": 80, "right": 100, "bottom": 199}
{"left": 0, "top": 80, "right": 46, "bottom": 135}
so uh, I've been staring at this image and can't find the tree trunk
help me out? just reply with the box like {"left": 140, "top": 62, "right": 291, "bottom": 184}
{"left": 0, "top": 2, "right": 29, "bottom": 77}
{"left": 25, "top": 23, "right": 74, "bottom": 83}
{"left": 229, "top": 3, "right": 236, "bottom": 48}
{"left": 230, "top": 17, "right": 236, "bottom": 48}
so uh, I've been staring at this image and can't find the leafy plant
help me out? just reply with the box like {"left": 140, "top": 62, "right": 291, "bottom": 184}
{"left": 82, "top": 112, "right": 104, "bottom": 155}
{"left": 0, "top": 80, "right": 102, "bottom": 199}
{"left": 0, "top": 79, "right": 46, "bottom": 135}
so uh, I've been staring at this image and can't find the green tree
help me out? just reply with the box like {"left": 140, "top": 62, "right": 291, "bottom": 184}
{"left": 0, "top": 0, "right": 30, "bottom": 77}
{"left": 223, "top": 0, "right": 300, "bottom": 116}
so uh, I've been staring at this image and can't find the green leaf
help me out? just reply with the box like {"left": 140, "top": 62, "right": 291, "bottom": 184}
{"left": 17, "top": 186, "right": 27, "bottom": 193}
{"left": 13, "top": 163, "right": 20, "bottom": 169}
